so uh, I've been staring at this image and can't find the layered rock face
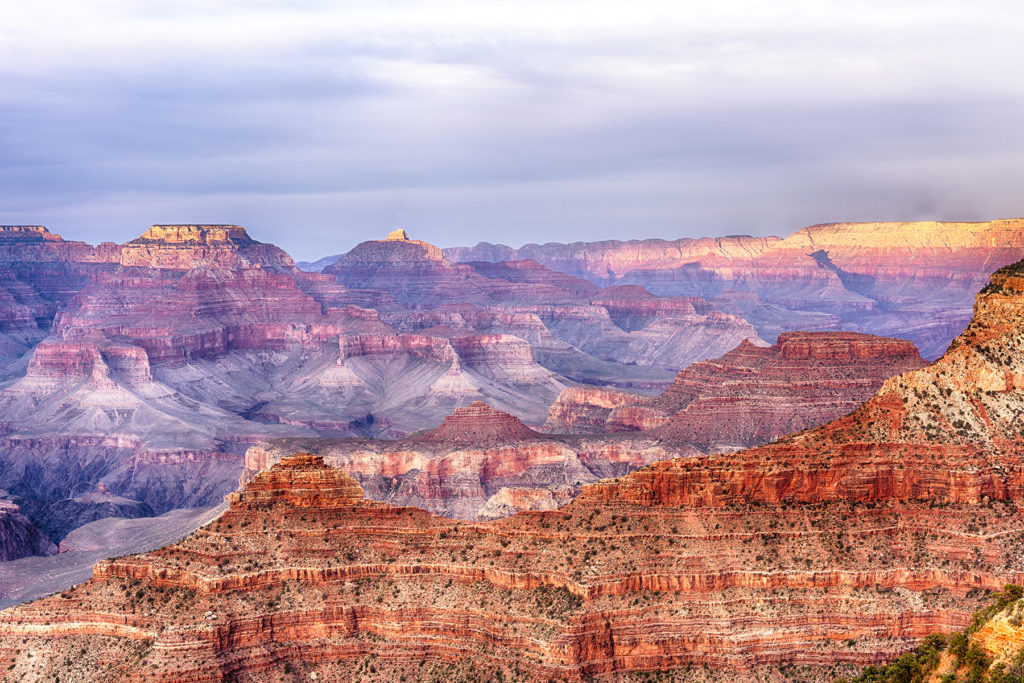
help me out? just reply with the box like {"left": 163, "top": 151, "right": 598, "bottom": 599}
{"left": 5, "top": 258, "right": 1024, "bottom": 681}
{"left": 0, "top": 224, "right": 328, "bottom": 545}
{"left": 414, "top": 401, "right": 543, "bottom": 445}
{"left": 546, "top": 331, "right": 927, "bottom": 447}
{"left": 0, "top": 226, "right": 600, "bottom": 553}
{"left": 328, "top": 231, "right": 603, "bottom": 308}
{"left": 119, "top": 224, "right": 296, "bottom": 270}
{"left": 0, "top": 230, "right": 392, "bottom": 549}
{"left": 468, "top": 258, "right": 601, "bottom": 300}
{"left": 246, "top": 401, "right": 675, "bottom": 520}
{"left": 326, "top": 231, "right": 757, "bottom": 379}
{"left": 972, "top": 599, "right": 1024, "bottom": 677}
{"left": 544, "top": 385, "right": 650, "bottom": 433}
{"left": 248, "top": 331, "right": 923, "bottom": 522}
{"left": 584, "top": 258, "right": 1024, "bottom": 510}
{"left": 0, "top": 226, "right": 120, "bottom": 373}
{"left": 0, "top": 218, "right": 1019, "bottom": 599}
{"left": 323, "top": 232, "right": 495, "bottom": 307}
{"left": 248, "top": 327, "right": 568, "bottom": 437}
{"left": 447, "top": 219, "right": 1024, "bottom": 358}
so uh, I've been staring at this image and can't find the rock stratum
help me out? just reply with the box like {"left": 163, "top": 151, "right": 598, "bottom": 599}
{"left": 545, "top": 331, "right": 928, "bottom": 447}
{"left": 0, "top": 217, "right": 1020, "bottom": 604}
{"left": 3, "top": 257, "right": 1024, "bottom": 681}
{"left": 247, "top": 333, "right": 925, "bottom": 523}
{"left": 0, "top": 226, "right": 679, "bottom": 555}
{"left": 445, "top": 219, "right": 1024, "bottom": 359}
{"left": 244, "top": 400, "right": 680, "bottom": 521}
{"left": 0, "top": 223, "right": 766, "bottom": 560}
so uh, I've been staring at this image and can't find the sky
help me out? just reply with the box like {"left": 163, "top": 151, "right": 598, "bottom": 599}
{"left": 1, "top": 0, "right": 1023, "bottom": 261}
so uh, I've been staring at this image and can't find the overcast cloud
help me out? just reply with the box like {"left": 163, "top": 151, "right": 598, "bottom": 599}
{"left": 1, "top": 0, "right": 1022, "bottom": 260}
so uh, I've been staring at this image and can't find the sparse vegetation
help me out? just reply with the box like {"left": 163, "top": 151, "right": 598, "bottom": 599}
{"left": 839, "top": 585, "right": 1024, "bottom": 683}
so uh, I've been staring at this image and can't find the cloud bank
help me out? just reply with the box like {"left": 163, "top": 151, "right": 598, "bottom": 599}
{"left": 1, "top": 0, "right": 1022, "bottom": 259}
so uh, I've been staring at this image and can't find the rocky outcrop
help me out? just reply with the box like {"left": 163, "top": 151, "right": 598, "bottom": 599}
{"left": 228, "top": 453, "right": 365, "bottom": 508}
{"left": 324, "top": 231, "right": 491, "bottom": 307}
{"left": 477, "top": 485, "right": 568, "bottom": 520}
{"left": 413, "top": 401, "right": 542, "bottom": 446}
{"left": 546, "top": 331, "right": 928, "bottom": 448}
{"left": 245, "top": 406, "right": 673, "bottom": 520}
{"left": 119, "top": 224, "right": 295, "bottom": 270}
{"left": 974, "top": 601, "right": 1024, "bottom": 673}
{"left": 648, "top": 331, "right": 927, "bottom": 449}
{"left": 544, "top": 386, "right": 650, "bottom": 433}
{"left": 339, "top": 332, "right": 458, "bottom": 364}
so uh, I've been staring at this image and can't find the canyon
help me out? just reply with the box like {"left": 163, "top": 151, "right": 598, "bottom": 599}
{"left": 2, "top": 254, "right": 1023, "bottom": 681}
{"left": 0, "top": 225, "right": 696, "bottom": 553}
{"left": 249, "top": 331, "right": 926, "bottom": 521}
{"left": 0, "top": 218, "right": 1019, "bottom": 589}
{"left": 441, "top": 219, "right": 1024, "bottom": 359}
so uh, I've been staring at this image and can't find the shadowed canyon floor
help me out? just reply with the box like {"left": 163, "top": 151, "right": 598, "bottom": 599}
{"left": 2, "top": 256, "right": 1024, "bottom": 681}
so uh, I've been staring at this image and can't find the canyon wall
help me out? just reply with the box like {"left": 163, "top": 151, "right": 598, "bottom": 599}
{"left": 0, "top": 500, "right": 55, "bottom": 562}
{"left": 546, "top": 331, "right": 927, "bottom": 445}
{"left": 446, "top": 219, "right": 1024, "bottom": 358}
{"left": 246, "top": 402, "right": 676, "bottom": 520}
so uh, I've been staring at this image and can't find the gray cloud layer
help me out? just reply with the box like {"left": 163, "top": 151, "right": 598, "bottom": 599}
{"left": 1, "top": 1, "right": 1022, "bottom": 259}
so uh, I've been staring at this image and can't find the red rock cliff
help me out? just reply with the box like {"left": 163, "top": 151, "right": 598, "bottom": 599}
{"left": 546, "top": 331, "right": 927, "bottom": 448}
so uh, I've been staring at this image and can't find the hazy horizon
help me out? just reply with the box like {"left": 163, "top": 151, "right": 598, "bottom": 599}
{"left": 12, "top": 215, "right": 1024, "bottom": 266}
{"left": 3, "top": 1, "right": 1023, "bottom": 261}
